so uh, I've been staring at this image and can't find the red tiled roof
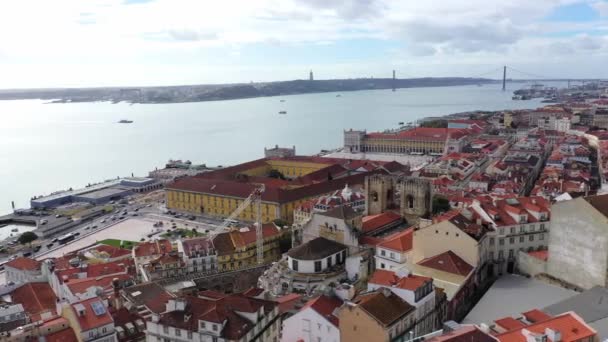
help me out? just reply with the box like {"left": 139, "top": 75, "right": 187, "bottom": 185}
{"left": 362, "top": 211, "right": 402, "bottom": 233}
{"left": 89, "top": 244, "right": 131, "bottom": 259}
{"left": 377, "top": 229, "right": 413, "bottom": 252}
{"left": 46, "top": 327, "right": 78, "bottom": 342}
{"left": 496, "top": 312, "right": 596, "bottom": 342}
{"left": 302, "top": 295, "right": 342, "bottom": 327}
{"left": 427, "top": 325, "right": 497, "bottom": 342}
{"left": 133, "top": 240, "right": 172, "bottom": 258}
{"left": 56, "top": 259, "right": 134, "bottom": 283}
{"left": 5, "top": 257, "right": 41, "bottom": 271}
{"left": 495, "top": 317, "right": 526, "bottom": 331}
{"left": 528, "top": 250, "right": 548, "bottom": 262}
{"left": 369, "top": 269, "right": 432, "bottom": 291}
{"left": 230, "top": 223, "right": 281, "bottom": 248}
{"left": 522, "top": 309, "right": 552, "bottom": 323}
{"left": 157, "top": 294, "right": 276, "bottom": 340}
{"left": 66, "top": 273, "right": 132, "bottom": 296}
{"left": 366, "top": 127, "right": 470, "bottom": 141}
{"left": 275, "top": 293, "right": 302, "bottom": 314}
{"left": 11, "top": 282, "right": 57, "bottom": 321}
{"left": 181, "top": 237, "right": 214, "bottom": 257}
{"left": 71, "top": 297, "right": 114, "bottom": 331}
{"left": 418, "top": 250, "right": 474, "bottom": 276}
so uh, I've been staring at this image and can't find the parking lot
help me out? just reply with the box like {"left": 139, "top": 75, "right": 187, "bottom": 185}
{"left": 39, "top": 218, "right": 164, "bottom": 259}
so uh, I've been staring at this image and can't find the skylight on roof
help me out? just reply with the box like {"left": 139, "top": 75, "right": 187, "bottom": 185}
{"left": 91, "top": 301, "right": 106, "bottom": 316}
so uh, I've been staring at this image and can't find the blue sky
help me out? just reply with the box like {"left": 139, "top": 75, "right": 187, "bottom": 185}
{"left": 0, "top": 0, "right": 607, "bottom": 88}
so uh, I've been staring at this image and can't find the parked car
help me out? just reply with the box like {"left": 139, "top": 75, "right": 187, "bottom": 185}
{"left": 51, "top": 238, "right": 59, "bottom": 243}
{"left": 47, "top": 243, "right": 54, "bottom": 248}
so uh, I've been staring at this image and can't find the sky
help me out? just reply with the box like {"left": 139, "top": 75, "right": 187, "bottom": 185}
{"left": 0, "top": 0, "right": 607, "bottom": 88}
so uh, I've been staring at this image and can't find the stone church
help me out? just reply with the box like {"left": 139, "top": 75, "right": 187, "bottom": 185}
{"left": 364, "top": 174, "right": 433, "bottom": 222}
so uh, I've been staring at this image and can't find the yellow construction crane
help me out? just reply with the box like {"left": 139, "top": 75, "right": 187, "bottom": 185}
{"left": 208, "top": 184, "right": 266, "bottom": 265}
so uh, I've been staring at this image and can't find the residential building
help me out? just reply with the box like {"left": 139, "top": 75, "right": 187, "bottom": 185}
{"left": 338, "top": 289, "right": 416, "bottom": 342}
{"left": 374, "top": 229, "right": 413, "bottom": 271}
{"left": 281, "top": 295, "right": 343, "bottom": 342}
{"left": 177, "top": 237, "right": 217, "bottom": 274}
{"left": 426, "top": 325, "right": 498, "bottom": 342}
{"left": 301, "top": 206, "right": 363, "bottom": 252}
{"left": 121, "top": 282, "right": 175, "bottom": 320}
{"left": 548, "top": 194, "right": 608, "bottom": 290}
{"left": 293, "top": 184, "right": 365, "bottom": 225}
{"left": 0, "top": 304, "right": 28, "bottom": 333}
{"left": 145, "top": 293, "right": 280, "bottom": 342}
{"left": 4, "top": 257, "right": 44, "bottom": 284}
{"left": 142, "top": 252, "right": 186, "bottom": 281}
{"left": 213, "top": 223, "right": 282, "bottom": 271}
{"left": 493, "top": 311, "right": 598, "bottom": 342}
{"left": 368, "top": 269, "right": 438, "bottom": 336}
{"left": 469, "top": 196, "right": 551, "bottom": 274}
{"left": 132, "top": 240, "right": 173, "bottom": 277}
{"left": 61, "top": 297, "right": 117, "bottom": 342}
{"left": 9, "top": 282, "right": 58, "bottom": 322}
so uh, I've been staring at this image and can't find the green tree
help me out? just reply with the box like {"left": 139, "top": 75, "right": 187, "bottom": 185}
{"left": 432, "top": 197, "right": 451, "bottom": 214}
{"left": 18, "top": 231, "right": 38, "bottom": 245}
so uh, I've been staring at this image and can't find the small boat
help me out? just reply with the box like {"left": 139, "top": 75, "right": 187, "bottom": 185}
{"left": 278, "top": 111, "right": 287, "bottom": 114}
{"left": 118, "top": 119, "right": 133, "bottom": 124}
{"left": 11, "top": 228, "right": 18, "bottom": 232}
{"left": 336, "top": 94, "right": 342, "bottom": 97}
{"left": 280, "top": 99, "right": 285, "bottom": 102}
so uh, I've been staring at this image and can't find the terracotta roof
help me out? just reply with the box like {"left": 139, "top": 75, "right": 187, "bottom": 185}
{"left": 66, "top": 273, "right": 132, "bottom": 296}
{"left": 522, "top": 309, "right": 552, "bottom": 323}
{"left": 366, "top": 127, "right": 470, "bottom": 141}
{"left": 274, "top": 293, "right": 302, "bottom": 314}
{"left": 157, "top": 294, "right": 277, "bottom": 340}
{"left": 418, "top": 250, "right": 474, "bottom": 276}
{"left": 495, "top": 317, "right": 527, "bottom": 331}
{"left": 354, "top": 290, "right": 415, "bottom": 327}
{"left": 377, "top": 229, "right": 413, "bottom": 252}
{"left": 5, "top": 257, "right": 41, "bottom": 271}
{"left": 45, "top": 327, "right": 78, "bottom": 342}
{"left": 302, "top": 295, "right": 342, "bottom": 327}
{"left": 111, "top": 307, "right": 146, "bottom": 342}
{"left": 89, "top": 244, "right": 131, "bottom": 259}
{"left": 528, "top": 250, "right": 548, "bottom": 262}
{"left": 133, "top": 240, "right": 172, "bottom": 258}
{"left": 56, "top": 259, "right": 135, "bottom": 283}
{"left": 10, "top": 282, "right": 57, "bottom": 321}
{"left": 71, "top": 297, "right": 114, "bottom": 331}
{"left": 181, "top": 237, "right": 214, "bottom": 257}
{"left": 495, "top": 312, "right": 596, "bottom": 342}
{"left": 288, "top": 237, "right": 347, "bottom": 261}
{"left": 231, "top": 223, "right": 281, "bottom": 248}
{"left": 362, "top": 211, "right": 403, "bottom": 233}
{"left": 369, "top": 269, "right": 432, "bottom": 291}
{"left": 427, "top": 325, "right": 497, "bottom": 342}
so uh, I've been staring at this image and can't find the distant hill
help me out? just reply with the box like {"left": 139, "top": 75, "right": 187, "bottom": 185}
{"left": 0, "top": 77, "right": 496, "bottom": 104}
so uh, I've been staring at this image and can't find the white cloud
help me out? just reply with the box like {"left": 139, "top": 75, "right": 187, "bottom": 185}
{"left": 0, "top": 0, "right": 606, "bottom": 87}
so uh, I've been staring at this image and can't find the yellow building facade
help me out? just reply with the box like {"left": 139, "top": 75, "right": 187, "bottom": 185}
{"left": 215, "top": 228, "right": 283, "bottom": 271}
{"left": 165, "top": 158, "right": 341, "bottom": 223}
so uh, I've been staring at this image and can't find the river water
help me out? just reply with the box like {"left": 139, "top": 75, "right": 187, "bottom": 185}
{"left": 0, "top": 82, "right": 554, "bottom": 213}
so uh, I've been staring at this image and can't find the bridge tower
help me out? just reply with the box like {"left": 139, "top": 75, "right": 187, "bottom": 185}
{"left": 502, "top": 66, "right": 507, "bottom": 91}
{"left": 392, "top": 70, "right": 396, "bottom": 91}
